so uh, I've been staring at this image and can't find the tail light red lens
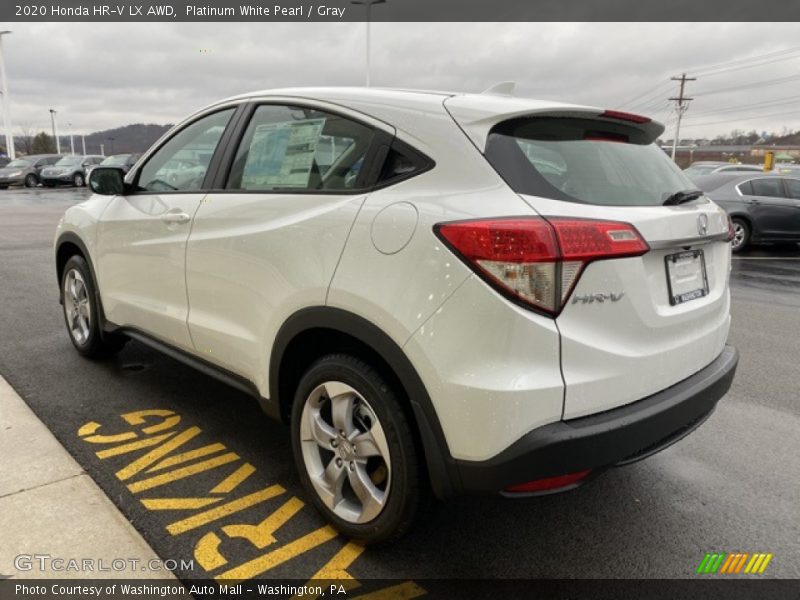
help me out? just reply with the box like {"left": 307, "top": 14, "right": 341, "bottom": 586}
{"left": 505, "top": 469, "right": 592, "bottom": 494}
{"left": 726, "top": 215, "right": 735, "bottom": 242}
{"left": 435, "top": 217, "right": 649, "bottom": 316}
{"left": 600, "top": 109, "right": 652, "bottom": 124}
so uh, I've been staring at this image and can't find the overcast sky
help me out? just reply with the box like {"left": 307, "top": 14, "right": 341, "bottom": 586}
{"left": 4, "top": 22, "right": 800, "bottom": 141}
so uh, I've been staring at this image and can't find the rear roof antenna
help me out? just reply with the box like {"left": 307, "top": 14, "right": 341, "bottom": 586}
{"left": 481, "top": 81, "right": 516, "bottom": 96}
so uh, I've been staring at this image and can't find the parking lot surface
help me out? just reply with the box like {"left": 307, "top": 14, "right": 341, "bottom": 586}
{"left": 1, "top": 187, "right": 798, "bottom": 584}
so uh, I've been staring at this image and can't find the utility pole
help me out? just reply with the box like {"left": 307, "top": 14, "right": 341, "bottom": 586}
{"left": 49, "top": 109, "right": 60, "bottom": 154}
{"left": 100, "top": 143, "right": 104, "bottom": 156}
{"left": 669, "top": 73, "right": 696, "bottom": 162}
{"left": 351, "top": 0, "right": 386, "bottom": 87}
{"left": 0, "top": 31, "right": 15, "bottom": 159}
{"left": 81, "top": 134, "right": 86, "bottom": 155}
{"left": 68, "top": 122, "right": 74, "bottom": 154}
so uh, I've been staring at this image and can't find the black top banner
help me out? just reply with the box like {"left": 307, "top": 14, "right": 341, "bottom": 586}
{"left": 5, "top": 0, "right": 800, "bottom": 22}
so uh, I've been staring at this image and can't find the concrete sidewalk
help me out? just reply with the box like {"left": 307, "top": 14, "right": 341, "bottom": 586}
{"left": 0, "top": 375, "right": 177, "bottom": 580}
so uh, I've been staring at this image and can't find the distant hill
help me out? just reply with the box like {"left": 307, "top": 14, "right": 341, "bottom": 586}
{"left": 14, "top": 123, "right": 173, "bottom": 157}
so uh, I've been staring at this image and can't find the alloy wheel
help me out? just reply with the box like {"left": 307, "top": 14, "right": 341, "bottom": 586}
{"left": 299, "top": 381, "right": 391, "bottom": 524}
{"left": 63, "top": 268, "right": 92, "bottom": 345}
{"left": 732, "top": 222, "right": 746, "bottom": 251}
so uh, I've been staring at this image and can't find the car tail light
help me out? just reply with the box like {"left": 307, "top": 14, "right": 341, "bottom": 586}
{"left": 434, "top": 217, "right": 649, "bottom": 316}
{"left": 505, "top": 469, "right": 592, "bottom": 494}
{"left": 726, "top": 215, "right": 735, "bottom": 242}
{"left": 600, "top": 109, "right": 652, "bottom": 124}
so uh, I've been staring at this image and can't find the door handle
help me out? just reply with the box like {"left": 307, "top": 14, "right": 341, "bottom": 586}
{"left": 160, "top": 211, "right": 191, "bottom": 224}
{"left": 746, "top": 198, "right": 760, "bottom": 205}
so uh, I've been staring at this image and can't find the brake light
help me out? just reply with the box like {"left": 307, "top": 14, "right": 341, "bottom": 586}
{"left": 601, "top": 109, "right": 652, "bottom": 124}
{"left": 505, "top": 469, "right": 592, "bottom": 494}
{"left": 726, "top": 215, "right": 735, "bottom": 242}
{"left": 434, "top": 217, "right": 649, "bottom": 316}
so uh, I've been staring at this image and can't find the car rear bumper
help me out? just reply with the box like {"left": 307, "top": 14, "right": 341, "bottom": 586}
{"left": 456, "top": 345, "right": 739, "bottom": 492}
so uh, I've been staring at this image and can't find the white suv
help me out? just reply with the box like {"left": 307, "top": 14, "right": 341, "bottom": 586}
{"left": 55, "top": 87, "right": 739, "bottom": 543}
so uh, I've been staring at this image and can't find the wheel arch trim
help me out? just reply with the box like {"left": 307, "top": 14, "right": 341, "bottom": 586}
{"left": 54, "top": 232, "right": 109, "bottom": 328}
{"left": 270, "top": 306, "right": 461, "bottom": 498}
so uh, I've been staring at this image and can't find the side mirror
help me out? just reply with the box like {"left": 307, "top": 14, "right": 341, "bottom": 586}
{"left": 89, "top": 167, "right": 126, "bottom": 195}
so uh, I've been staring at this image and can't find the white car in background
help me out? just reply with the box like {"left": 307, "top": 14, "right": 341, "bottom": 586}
{"left": 54, "top": 87, "right": 739, "bottom": 543}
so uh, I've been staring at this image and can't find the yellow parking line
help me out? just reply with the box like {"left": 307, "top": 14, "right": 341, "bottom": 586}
{"left": 292, "top": 542, "right": 365, "bottom": 599}
{"left": 127, "top": 452, "right": 240, "bottom": 493}
{"left": 216, "top": 526, "right": 338, "bottom": 581}
{"left": 147, "top": 443, "right": 227, "bottom": 472}
{"left": 95, "top": 433, "right": 175, "bottom": 458}
{"left": 167, "top": 484, "right": 285, "bottom": 535}
{"left": 141, "top": 497, "right": 222, "bottom": 510}
{"left": 211, "top": 463, "right": 256, "bottom": 494}
{"left": 116, "top": 426, "right": 202, "bottom": 481}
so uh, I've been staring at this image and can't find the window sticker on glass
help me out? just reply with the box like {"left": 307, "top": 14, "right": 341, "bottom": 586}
{"left": 242, "top": 118, "right": 326, "bottom": 189}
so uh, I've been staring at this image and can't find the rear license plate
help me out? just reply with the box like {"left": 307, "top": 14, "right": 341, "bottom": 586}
{"left": 665, "top": 249, "right": 709, "bottom": 305}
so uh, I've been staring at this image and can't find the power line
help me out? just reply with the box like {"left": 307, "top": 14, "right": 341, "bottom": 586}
{"left": 690, "top": 45, "right": 800, "bottom": 76}
{"left": 618, "top": 46, "right": 800, "bottom": 114}
{"left": 618, "top": 80, "right": 674, "bottom": 109}
{"left": 680, "top": 108, "right": 800, "bottom": 129}
{"left": 696, "top": 51, "right": 800, "bottom": 78}
{"left": 683, "top": 95, "right": 800, "bottom": 119}
{"left": 693, "top": 73, "right": 800, "bottom": 97}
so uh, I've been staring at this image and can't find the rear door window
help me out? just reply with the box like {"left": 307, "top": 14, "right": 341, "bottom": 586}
{"left": 783, "top": 178, "right": 800, "bottom": 199}
{"left": 750, "top": 178, "right": 786, "bottom": 198}
{"left": 226, "top": 104, "right": 376, "bottom": 192}
{"left": 485, "top": 117, "right": 696, "bottom": 206}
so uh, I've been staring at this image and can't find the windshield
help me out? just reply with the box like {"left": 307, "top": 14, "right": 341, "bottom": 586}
{"left": 101, "top": 155, "right": 130, "bottom": 166}
{"left": 55, "top": 157, "right": 82, "bottom": 167}
{"left": 485, "top": 117, "right": 695, "bottom": 206}
{"left": 6, "top": 159, "right": 31, "bottom": 168}
{"left": 683, "top": 165, "right": 720, "bottom": 179}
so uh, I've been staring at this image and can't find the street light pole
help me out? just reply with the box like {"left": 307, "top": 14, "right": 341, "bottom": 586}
{"left": 49, "top": 109, "right": 60, "bottom": 154}
{"left": 0, "top": 31, "right": 15, "bottom": 159}
{"left": 351, "top": 0, "right": 385, "bottom": 87}
{"left": 68, "top": 122, "right": 74, "bottom": 154}
{"left": 81, "top": 134, "right": 86, "bottom": 155}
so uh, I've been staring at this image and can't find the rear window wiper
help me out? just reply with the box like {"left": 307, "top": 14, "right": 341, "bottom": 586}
{"left": 663, "top": 189, "right": 704, "bottom": 206}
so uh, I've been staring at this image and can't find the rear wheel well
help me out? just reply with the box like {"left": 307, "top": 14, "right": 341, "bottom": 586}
{"left": 278, "top": 328, "right": 413, "bottom": 423}
{"left": 277, "top": 327, "right": 430, "bottom": 481}
{"left": 56, "top": 241, "right": 85, "bottom": 288}
{"left": 730, "top": 213, "right": 752, "bottom": 231}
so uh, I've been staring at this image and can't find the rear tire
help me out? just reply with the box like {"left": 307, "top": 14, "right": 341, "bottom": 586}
{"left": 731, "top": 218, "right": 750, "bottom": 253}
{"left": 24, "top": 174, "right": 38, "bottom": 188}
{"left": 73, "top": 173, "right": 85, "bottom": 187}
{"left": 61, "top": 255, "right": 127, "bottom": 358}
{"left": 291, "top": 354, "right": 421, "bottom": 545}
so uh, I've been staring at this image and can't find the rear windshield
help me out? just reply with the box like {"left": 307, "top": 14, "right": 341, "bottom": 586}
{"left": 101, "top": 154, "right": 130, "bottom": 166}
{"left": 6, "top": 159, "right": 31, "bottom": 168}
{"left": 683, "top": 165, "right": 720, "bottom": 179}
{"left": 485, "top": 117, "right": 696, "bottom": 206}
{"left": 55, "top": 156, "right": 82, "bottom": 167}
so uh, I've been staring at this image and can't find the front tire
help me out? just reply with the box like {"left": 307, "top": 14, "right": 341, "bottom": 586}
{"left": 731, "top": 218, "right": 750, "bottom": 253}
{"left": 291, "top": 354, "right": 421, "bottom": 545}
{"left": 61, "top": 255, "right": 127, "bottom": 358}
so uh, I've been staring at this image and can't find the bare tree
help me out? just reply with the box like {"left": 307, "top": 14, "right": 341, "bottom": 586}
{"left": 17, "top": 122, "right": 35, "bottom": 155}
